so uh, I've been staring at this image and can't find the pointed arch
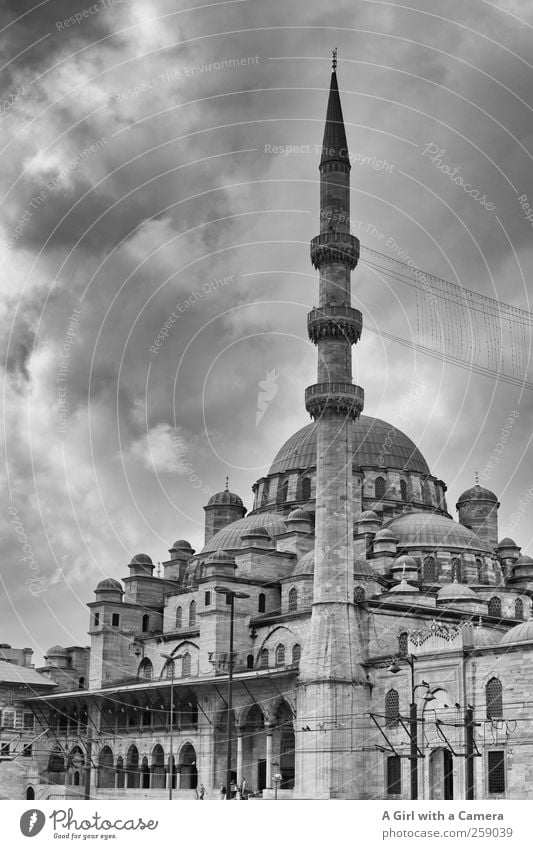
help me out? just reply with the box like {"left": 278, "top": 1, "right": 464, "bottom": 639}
{"left": 385, "top": 689, "right": 400, "bottom": 726}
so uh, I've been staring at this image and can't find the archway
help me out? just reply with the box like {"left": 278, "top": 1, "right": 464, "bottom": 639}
{"left": 275, "top": 701, "right": 295, "bottom": 790}
{"left": 178, "top": 743, "right": 198, "bottom": 790}
{"left": 26, "top": 787, "right": 35, "bottom": 800}
{"left": 241, "top": 704, "right": 267, "bottom": 793}
{"left": 126, "top": 745, "right": 140, "bottom": 789}
{"left": 141, "top": 756, "right": 150, "bottom": 789}
{"left": 97, "top": 746, "right": 114, "bottom": 789}
{"left": 67, "top": 746, "right": 85, "bottom": 787}
{"left": 429, "top": 748, "right": 454, "bottom": 800}
{"left": 152, "top": 745, "right": 166, "bottom": 790}
{"left": 47, "top": 748, "right": 66, "bottom": 785}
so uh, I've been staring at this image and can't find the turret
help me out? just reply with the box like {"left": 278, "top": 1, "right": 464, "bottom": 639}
{"left": 203, "top": 481, "right": 246, "bottom": 543}
{"left": 456, "top": 483, "right": 499, "bottom": 550}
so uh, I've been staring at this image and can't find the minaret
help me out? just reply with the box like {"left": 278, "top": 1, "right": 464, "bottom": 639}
{"left": 296, "top": 53, "right": 370, "bottom": 799}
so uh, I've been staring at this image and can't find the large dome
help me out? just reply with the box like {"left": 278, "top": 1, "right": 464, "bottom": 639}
{"left": 268, "top": 415, "right": 430, "bottom": 476}
{"left": 199, "top": 512, "right": 287, "bottom": 555}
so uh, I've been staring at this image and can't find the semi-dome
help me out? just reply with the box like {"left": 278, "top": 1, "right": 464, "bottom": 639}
{"left": 292, "top": 551, "right": 376, "bottom": 578}
{"left": 383, "top": 512, "right": 480, "bottom": 550}
{"left": 129, "top": 553, "right": 153, "bottom": 565}
{"left": 438, "top": 583, "right": 479, "bottom": 601}
{"left": 205, "top": 550, "right": 236, "bottom": 565}
{"left": 207, "top": 490, "right": 244, "bottom": 507}
{"left": 287, "top": 508, "right": 313, "bottom": 522}
{"left": 96, "top": 578, "right": 122, "bottom": 591}
{"left": 199, "top": 512, "right": 287, "bottom": 555}
{"left": 457, "top": 484, "right": 498, "bottom": 504}
{"left": 393, "top": 554, "right": 418, "bottom": 569}
{"left": 268, "top": 415, "right": 430, "bottom": 476}
{"left": 500, "top": 618, "right": 533, "bottom": 645}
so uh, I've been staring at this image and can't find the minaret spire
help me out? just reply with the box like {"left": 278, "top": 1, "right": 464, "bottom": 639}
{"left": 296, "top": 62, "right": 369, "bottom": 800}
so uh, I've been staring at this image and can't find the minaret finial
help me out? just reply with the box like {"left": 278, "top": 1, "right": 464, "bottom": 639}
{"left": 332, "top": 47, "right": 337, "bottom": 71}
{"left": 475, "top": 470, "right": 479, "bottom": 485}
{"left": 225, "top": 476, "right": 229, "bottom": 491}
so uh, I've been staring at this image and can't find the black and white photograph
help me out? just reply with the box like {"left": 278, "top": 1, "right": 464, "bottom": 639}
{"left": 0, "top": 0, "right": 532, "bottom": 844}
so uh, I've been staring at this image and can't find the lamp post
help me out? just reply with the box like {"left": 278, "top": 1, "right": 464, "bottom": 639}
{"left": 161, "top": 652, "right": 182, "bottom": 800}
{"left": 273, "top": 772, "right": 282, "bottom": 800}
{"left": 388, "top": 655, "right": 433, "bottom": 800}
{"left": 214, "top": 586, "right": 250, "bottom": 800}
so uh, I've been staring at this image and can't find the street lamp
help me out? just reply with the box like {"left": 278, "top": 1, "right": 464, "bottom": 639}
{"left": 161, "top": 652, "right": 182, "bottom": 800}
{"left": 214, "top": 586, "right": 250, "bottom": 800}
{"left": 388, "top": 654, "right": 432, "bottom": 800}
{"left": 273, "top": 773, "right": 282, "bottom": 800}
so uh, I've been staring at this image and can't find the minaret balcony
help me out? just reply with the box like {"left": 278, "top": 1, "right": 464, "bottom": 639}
{"left": 305, "top": 382, "right": 364, "bottom": 420}
{"left": 310, "top": 232, "right": 360, "bottom": 270}
{"left": 307, "top": 305, "right": 363, "bottom": 345}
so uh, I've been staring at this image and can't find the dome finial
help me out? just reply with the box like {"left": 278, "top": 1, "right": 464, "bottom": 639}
{"left": 225, "top": 476, "right": 229, "bottom": 491}
{"left": 332, "top": 47, "right": 337, "bottom": 71}
{"left": 475, "top": 469, "right": 479, "bottom": 485}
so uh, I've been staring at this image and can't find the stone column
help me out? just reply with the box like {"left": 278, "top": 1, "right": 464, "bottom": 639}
{"left": 266, "top": 727, "right": 273, "bottom": 789}
{"left": 236, "top": 731, "right": 243, "bottom": 785}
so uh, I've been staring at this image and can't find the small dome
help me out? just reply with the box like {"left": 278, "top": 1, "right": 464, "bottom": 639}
{"left": 374, "top": 528, "right": 396, "bottom": 540}
{"left": 170, "top": 540, "right": 193, "bottom": 551}
{"left": 497, "top": 537, "right": 518, "bottom": 547}
{"left": 457, "top": 484, "right": 498, "bottom": 504}
{"left": 354, "top": 557, "right": 375, "bottom": 577}
{"left": 383, "top": 512, "right": 479, "bottom": 550}
{"left": 393, "top": 555, "right": 418, "bottom": 570}
{"left": 500, "top": 617, "right": 533, "bottom": 645}
{"left": 241, "top": 526, "right": 270, "bottom": 538}
{"left": 388, "top": 579, "right": 418, "bottom": 594}
{"left": 130, "top": 553, "right": 153, "bottom": 565}
{"left": 96, "top": 578, "right": 122, "bottom": 591}
{"left": 207, "top": 490, "right": 244, "bottom": 507}
{"left": 470, "top": 628, "right": 500, "bottom": 647}
{"left": 514, "top": 555, "right": 533, "bottom": 566}
{"left": 359, "top": 510, "right": 379, "bottom": 521}
{"left": 46, "top": 645, "right": 68, "bottom": 656}
{"left": 199, "top": 512, "right": 287, "bottom": 555}
{"left": 438, "top": 583, "right": 479, "bottom": 601}
{"left": 287, "top": 508, "right": 313, "bottom": 522}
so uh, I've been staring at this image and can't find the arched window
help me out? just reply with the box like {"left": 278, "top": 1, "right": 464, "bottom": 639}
{"left": 189, "top": 600, "right": 196, "bottom": 627}
{"left": 400, "top": 480, "right": 408, "bottom": 501}
{"left": 354, "top": 586, "right": 365, "bottom": 603}
{"left": 247, "top": 654, "right": 254, "bottom": 669}
{"left": 142, "top": 614, "right": 149, "bottom": 632}
{"left": 423, "top": 556, "right": 437, "bottom": 582}
{"left": 515, "top": 598, "right": 524, "bottom": 620}
{"left": 116, "top": 756, "right": 124, "bottom": 789}
{"left": 486, "top": 677, "right": 503, "bottom": 719}
{"left": 259, "top": 648, "right": 269, "bottom": 668}
{"left": 258, "top": 593, "right": 266, "bottom": 613}
{"left": 385, "top": 689, "right": 400, "bottom": 726}
{"left": 476, "top": 558, "right": 483, "bottom": 583}
{"left": 292, "top": 644, "right": 301, "bottom": 664}
{"left": 488, "top": 596, "right": 502, "bottom": 618}
{"left": 398, "top": 632, "right": 408, "bottom": 656}
{"left": 181, "top": 652, "right": 191, "bottom": 677}
{"left": 288, "top": 587, "right": 298, "bottom": 612}
{"left": 422, "top": 481, "right": 432, "bottom": 505}
{"left": 165, "top": 660, "right": 175, "bottom": 679}
{"left": 375, "top": 476, "right": 386, "bottom": 499}
{"left": 275, "top": 644, "right": 286, "bottom": 666}
{"left": 280, "top": 480, "right": 289, "bottom": 503}
{"left": 301, "top": 477, "right": 311, "bottom": 500}
{"left": 138, "top": 658, "right": 153, "bottom": 680}
{"left": 175, "top": 606, "right": 182, "bottom": 629}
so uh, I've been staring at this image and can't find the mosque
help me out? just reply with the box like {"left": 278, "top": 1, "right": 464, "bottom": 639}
{"left": 16, "top": 61, "right": 533, "bottom": 801}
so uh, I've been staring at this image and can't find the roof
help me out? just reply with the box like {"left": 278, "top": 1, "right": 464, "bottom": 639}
{"left": 0, "top": 660, "right": 56, "bottom": 688}
{"left": 267, "top": 416, "right": 430, "bottom": 477}
{"left": 500, "top": 619, "right": 533, "bottom": 646}
{"left": 457, "top": 484, "right": 498, "bottom": 504}
{"left": 198, "top": 512, "right": 287, "bottom": 555}
{"left": 320, "top": 71, "right": 350, "bottom": 165}
{"left": 383, "top": 512, "right": 480, "bottom": 550}
{"left": 438, "top": 583, "right": 479, "bottom": 601}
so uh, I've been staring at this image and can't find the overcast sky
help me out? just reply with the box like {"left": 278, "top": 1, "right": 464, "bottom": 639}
{"left": 1, "top": 0, "right": 532, "bottom": 661}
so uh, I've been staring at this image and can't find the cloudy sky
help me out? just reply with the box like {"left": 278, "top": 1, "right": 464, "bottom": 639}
{"left": 1, "top": 0, "right": 532, "bottom": 660}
